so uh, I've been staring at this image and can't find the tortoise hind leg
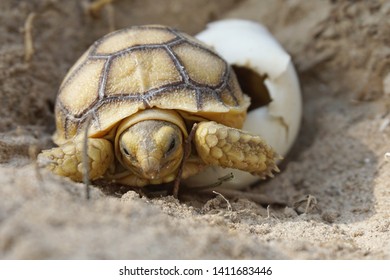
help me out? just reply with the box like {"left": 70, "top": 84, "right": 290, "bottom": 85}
{"left": 37, "top": 138, "right": 114, "bottom": 181}
{"left": 194, "top": 121, "right": 280, "bottom": 179}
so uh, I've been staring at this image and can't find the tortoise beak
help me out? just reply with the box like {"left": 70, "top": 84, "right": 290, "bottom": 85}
{"left": 140, "top": 157, "right": 160, "bottom": 180}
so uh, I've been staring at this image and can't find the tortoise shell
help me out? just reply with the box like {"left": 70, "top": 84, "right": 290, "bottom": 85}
{"left": 54, "top": 25, "right": 250, "bottom": 144}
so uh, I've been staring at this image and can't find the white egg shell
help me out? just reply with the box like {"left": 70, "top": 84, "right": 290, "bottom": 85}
{"left": 184, "top": 19, "right": 302, "bottom": 189}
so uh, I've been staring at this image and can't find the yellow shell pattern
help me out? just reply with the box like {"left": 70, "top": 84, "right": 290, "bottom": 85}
{"left": 54, "top": 25, "right": 249, "bottom": 144}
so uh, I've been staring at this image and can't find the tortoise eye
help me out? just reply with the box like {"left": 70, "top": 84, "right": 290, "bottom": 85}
{"left": 121, "top": 144, "right": 136, "bottom": 161}
{"left": 167, "top": 138, "right": 176, "bottom": 154}
{"left": 122, "top": 147, "right": 131, "bottom": 156}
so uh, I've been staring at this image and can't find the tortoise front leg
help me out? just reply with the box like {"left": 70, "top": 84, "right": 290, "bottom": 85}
{"left": 37, "top": 138, "right": 114, "bottom": 181}
{"left": 194, "top": 121, "right": 280, "bottom": 179}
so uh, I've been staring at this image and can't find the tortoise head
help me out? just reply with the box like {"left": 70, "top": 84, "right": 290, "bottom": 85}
{"left": 115, "top": 109, "right": 187, "bottom": 181}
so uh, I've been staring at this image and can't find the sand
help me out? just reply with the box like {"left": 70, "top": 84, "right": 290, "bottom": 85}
{"left": 0, "top": 0, "right": 389, "bottom": 259}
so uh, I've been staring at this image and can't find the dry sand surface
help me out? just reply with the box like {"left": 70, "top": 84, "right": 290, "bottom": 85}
{"left": 1, "top": 0, "right": 390, "bottom": 259}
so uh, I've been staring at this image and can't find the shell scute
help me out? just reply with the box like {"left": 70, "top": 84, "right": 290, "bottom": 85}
{"left": 105, "top": 48, "right": 182, "bottom": 96}
{"left": 172, "top": 42, "right": 226, "bottom": 87}
{"left": 93, "top": 26, "right": 177, "bottom": 55}
{"left": 58, "top": 59, "right": 104, "bottom": 116}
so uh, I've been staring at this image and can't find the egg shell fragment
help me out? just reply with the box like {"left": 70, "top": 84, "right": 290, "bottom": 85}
{"left": 185, "top": 19, "right": 302, "bottom": 189}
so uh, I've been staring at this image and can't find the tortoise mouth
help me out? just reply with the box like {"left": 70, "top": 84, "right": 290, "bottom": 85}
{"left": 128, "top": 159, "right": 180, "bottom": 181}
{"left": 232, "top": 65, "right": 272, "bottom": 111}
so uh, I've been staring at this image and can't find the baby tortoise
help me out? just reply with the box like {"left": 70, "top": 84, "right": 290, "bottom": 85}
{"left": 38, "top": 25, "right": 279, "bottom": 191}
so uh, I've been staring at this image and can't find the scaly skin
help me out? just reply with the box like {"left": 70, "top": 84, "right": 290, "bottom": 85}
{"left": 37, "top": 138, "right": 114, "bottom": 181}
{"left": 194, "top": 121, "right": 280, "bottom": 179}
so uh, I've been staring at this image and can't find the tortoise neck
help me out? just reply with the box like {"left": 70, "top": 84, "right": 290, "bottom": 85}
{"left": 116, "top": 109, "right": 187, "bottom": 137}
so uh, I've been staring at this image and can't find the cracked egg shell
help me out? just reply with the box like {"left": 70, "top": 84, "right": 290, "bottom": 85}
{"left": 184, "top": 19, "right": 302, "bottom": 189}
